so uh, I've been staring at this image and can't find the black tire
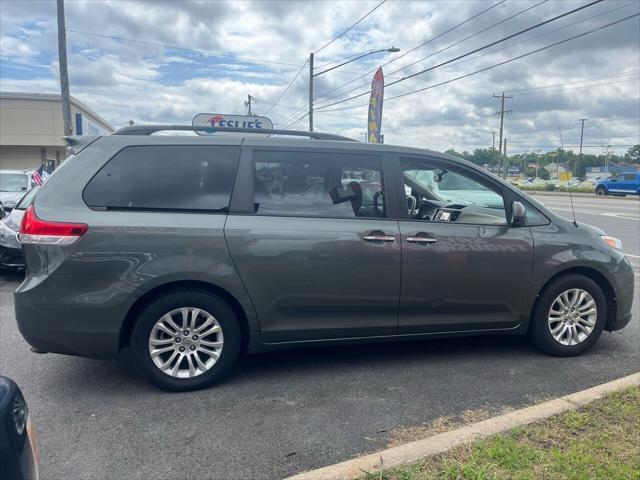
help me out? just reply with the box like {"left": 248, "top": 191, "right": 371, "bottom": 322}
{"left": 529, "top": 274, "right": 607, "bottom": 356}
{"left": 130, "top": 290, "right": 242, "bottom": 391}
{"left": 595, "top": 187, "right": 607, "bottom": 196}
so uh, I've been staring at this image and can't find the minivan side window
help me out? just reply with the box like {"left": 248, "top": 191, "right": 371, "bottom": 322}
{"left": 401, "top": 158, "right": 508, "bottom": 225}
{"left": 253, "top": 150, "right": 386, "bottom": 218}
{"left": 84, "top": 146, "right": 240, "bottom": 211}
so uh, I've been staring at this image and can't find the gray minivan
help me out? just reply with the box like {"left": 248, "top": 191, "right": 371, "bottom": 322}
{"left": 14, "top": 126, "right": 635, "bottom": 391}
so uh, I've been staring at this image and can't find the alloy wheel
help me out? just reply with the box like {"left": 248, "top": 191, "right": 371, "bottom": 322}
{"left": 148, "top": 307, "right": 224, "bottom": 378}
{"left": 547, "top": 288, "right": 597, "bottom": 346}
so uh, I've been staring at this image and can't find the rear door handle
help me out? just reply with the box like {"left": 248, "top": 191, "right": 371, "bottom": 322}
{"left": 406, "top": 235, "right": 437, "bottom": 244}
{"left": 363, "top": 232, "right": 396, "bottom": 242}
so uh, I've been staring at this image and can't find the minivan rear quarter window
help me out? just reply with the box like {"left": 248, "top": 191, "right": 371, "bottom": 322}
{"left": 253, "top": 150, "right": 386, "bottom": 218}
{"left": 83, "top": 145, "right": 240, "bottom": 211}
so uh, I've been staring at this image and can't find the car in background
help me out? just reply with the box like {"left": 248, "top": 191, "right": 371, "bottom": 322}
{"left": 595, "top": 172, "right": 640, "bottom": 196}
{"left": 0, "top": 187, "right": 38, "bottom": 269}
{"left": 0, "top": 376, "right": 38, "bottom": 480}
{"left": 0, "top": 170, "right": 35, "bottom": 213}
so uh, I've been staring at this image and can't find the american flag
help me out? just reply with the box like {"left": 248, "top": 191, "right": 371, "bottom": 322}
{"left": 32, "top": 164, "right": 49, "bottom": 186}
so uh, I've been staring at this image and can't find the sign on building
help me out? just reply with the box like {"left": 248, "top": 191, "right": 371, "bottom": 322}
{"left": 192, "top": 113, "right": 273, "bottom": 135}
{"left": 75, "top": 113, "right": 108, "bottom": 135}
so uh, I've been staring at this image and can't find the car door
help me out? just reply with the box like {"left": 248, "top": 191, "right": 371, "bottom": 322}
{"left": 224, "top": 145, "right": 401, "bottom": 343}
{"left": 394, "top": 155, "right": 534, "bottom": 334}
{"left": 618, "top": 173, "right": 638, "bottom": 194}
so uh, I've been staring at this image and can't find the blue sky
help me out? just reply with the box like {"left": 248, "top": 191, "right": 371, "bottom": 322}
{"left": 0, "top": 0, "right": 638, "bottom": 154}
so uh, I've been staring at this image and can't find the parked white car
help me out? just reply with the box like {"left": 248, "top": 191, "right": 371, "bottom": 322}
{"left": 0, "top": 170, "right": 35, "bottom": 212}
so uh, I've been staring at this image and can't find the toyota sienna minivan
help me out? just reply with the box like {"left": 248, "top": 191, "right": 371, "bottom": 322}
{"left": 15, "top": 126, "right": 635, "bottom": 391}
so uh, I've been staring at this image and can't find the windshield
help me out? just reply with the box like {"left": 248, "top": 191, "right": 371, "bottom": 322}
{"left": 15, "top": 187, "right": 39, "bottom": 209}
{"left": 0, "top": 173, "right": 28, "bottom": 192}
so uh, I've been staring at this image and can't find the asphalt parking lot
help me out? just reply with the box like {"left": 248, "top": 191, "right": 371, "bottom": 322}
{"left": 0, "top": 193, "right": 638, "bottom": 480}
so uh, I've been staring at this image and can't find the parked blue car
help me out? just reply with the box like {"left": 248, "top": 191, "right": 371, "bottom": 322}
{"left": 595, "top": 172, "right": 640, "bottom": 196}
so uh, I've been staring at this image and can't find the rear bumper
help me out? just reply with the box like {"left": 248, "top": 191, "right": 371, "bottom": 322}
{"left": 14, "top": 273, "right": 135, "bottom": 359}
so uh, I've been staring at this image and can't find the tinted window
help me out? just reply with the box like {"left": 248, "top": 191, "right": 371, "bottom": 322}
{"left": 623, "top": 173, "right": 637, "bottom": 181}
{"left": 253, "top": 150, "right": 386, "bottom": 218}
{"left": 84, "top": 146, "right": 239, "bottom": 211}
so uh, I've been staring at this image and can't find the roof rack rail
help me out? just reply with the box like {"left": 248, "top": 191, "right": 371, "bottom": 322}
{"left": 112, "top": 125, "right": 357, "bottom": 142}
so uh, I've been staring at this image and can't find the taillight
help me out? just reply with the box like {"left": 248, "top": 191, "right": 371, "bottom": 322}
{"left": 19, "top": 205, "right": 88, "bottom": 245}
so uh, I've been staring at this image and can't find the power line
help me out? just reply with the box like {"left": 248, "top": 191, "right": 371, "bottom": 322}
{"left": 316, "top": 0, "right": 637, "bottom": 106}
{"left": 315, "top": 0, "right": 549, "bottom": 106}
{"left": 264, "top": 60, "right": 308, "bottom": 116}
{"left": 314, "top": 0, "right": 388, "bottom": 54}
{"left": 508, "top": 70, "right": 640, "bottom": 94}
{"left": 67, "top": 28, "right": 303, "bottom": 68}
{"left": 442, "top": 0, "right": 638, "bottom": 71}
{"left": 313, "top": 0, "right": 507, "bottom": 103}
{"left": 515, "top": 77, "right": 640, "bottom": 96}
{"left": 282, "top": 112, "right": 309, "bottom": 129}
{"left": 317, "top": 10, "right": 638, "bottom": 113}
{"left": 387, "top": 0, "right": 550, "bottom": 78}
{"left": 315, "top": 0, "right": 606, "bottom": 111}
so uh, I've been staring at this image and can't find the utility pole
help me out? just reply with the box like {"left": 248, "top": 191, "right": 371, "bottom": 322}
{"left": 57, "top": 0, "right": 72, "bottom": 136}
{"left": 244, "top": 95, "right": 256, "bottom": 116}
{"left": 578, "top": 118, "right": 588, "bottom": 156}
{"left": 308, "top": 52, "right": 314, "bottom": 132}
{"left": 493, "top": 92, "right": 512, "bottom": 178}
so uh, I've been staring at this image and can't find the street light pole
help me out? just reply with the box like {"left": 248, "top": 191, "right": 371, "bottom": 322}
{"left": 476, "top": 128, "right": 497, "bottom": 170}
{"left": 308, "top": 52, "right": 314, "bottom": 132}
{"left": 308, "top": 47, "right": 400, "bottom": 132}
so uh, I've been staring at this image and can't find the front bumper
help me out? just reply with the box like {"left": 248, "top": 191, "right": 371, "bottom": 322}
{"left": 605, "top": 255, "right": 636, "bottom": 332}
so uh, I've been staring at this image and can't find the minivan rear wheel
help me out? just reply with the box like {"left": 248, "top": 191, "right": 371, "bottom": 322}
{"left": 530, "top": 274, "right": 606, "bottom": 356}
{"left": 130, "top": 290, "right": 242, "bottom": 391}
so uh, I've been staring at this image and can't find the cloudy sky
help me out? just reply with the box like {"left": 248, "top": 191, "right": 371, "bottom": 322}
{"left": 1, "top": 0, "right": 638, "bottom": 154}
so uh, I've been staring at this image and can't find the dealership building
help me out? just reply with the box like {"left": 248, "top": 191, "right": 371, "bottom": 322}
{"left": 0, "top": 92, "right": 113, "bottom": 171}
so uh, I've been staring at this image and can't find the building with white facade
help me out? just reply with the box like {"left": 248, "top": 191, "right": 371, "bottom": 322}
{"left": 0, "top": 92, "right": 113, "bottom": 170}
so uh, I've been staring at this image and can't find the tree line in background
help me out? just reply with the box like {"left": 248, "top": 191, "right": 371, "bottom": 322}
{"left": 444, "top": 144, "right": 640, "bottom": 179}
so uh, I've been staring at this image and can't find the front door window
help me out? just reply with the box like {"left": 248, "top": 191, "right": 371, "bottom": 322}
{"left": 401, "top": 159, "right": 507, "bottom": 225}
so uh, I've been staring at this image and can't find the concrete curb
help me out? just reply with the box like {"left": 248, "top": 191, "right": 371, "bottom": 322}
{"left": 286, "top": 372, "right": 640, "bottom": 480}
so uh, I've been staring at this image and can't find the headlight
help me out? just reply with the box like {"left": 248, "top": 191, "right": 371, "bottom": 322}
{"left": 601, "top": 235, "right": 623, "bottom": 251}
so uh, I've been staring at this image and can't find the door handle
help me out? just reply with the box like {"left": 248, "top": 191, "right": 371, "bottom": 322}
{"left": 363, "top": 234, "right": 396, "bottom": 242}
{"left": 406, "top": 235, "right": 437, "bottom": 244}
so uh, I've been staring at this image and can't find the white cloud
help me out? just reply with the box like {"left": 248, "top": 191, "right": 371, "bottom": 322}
{"left": 0, "top": 0, "right": 638, "bottom": 153}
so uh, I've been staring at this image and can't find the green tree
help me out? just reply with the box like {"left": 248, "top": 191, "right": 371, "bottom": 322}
{"left": 625, "top": 144, "right": 640, "bottom": 162}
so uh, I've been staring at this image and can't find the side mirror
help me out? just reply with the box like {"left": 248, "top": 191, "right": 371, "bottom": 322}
{"left": 511, "top": 201, "right": 526, "bottom": 226}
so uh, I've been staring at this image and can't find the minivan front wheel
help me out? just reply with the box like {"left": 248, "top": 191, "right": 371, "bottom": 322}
{"left": 130, "top": 290, "right": 242, "bottom": 391}
{"left": 530, "top": 274, "right": 606, "bottom": 356}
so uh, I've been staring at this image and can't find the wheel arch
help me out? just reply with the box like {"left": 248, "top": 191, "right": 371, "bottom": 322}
{"left": 531, "top": 266, "right": 617, "bottom": 331}
{"left": 118, "top": 280, "right": 251, "bottom": 354}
